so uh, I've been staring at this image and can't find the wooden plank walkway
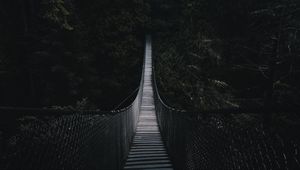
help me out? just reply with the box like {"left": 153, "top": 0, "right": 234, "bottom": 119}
{"left": 123, "top": 38, "right": 173, "bottom": 170}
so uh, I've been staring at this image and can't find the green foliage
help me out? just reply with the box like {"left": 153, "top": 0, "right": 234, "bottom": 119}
{"left": 0, "top": 0, "right": 150, "bottom": 110}
{"left": 41, "top": 0, "right": 74, "bottom": 30}
{"left": 154, "top": 37, "right": 235, "bottom": 110}
{"left": 153, "top": 0, "right": 300, "bottom": 112}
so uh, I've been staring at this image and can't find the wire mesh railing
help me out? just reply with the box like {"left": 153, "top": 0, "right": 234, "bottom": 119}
{"left": 0, "top": 93, "right": 142, "bottom": 170}
{"left": 153, "top": 65, "right": 300, "bottom": 170}
{"left": 1, "top": 105, "right": 141, "bottom": 170}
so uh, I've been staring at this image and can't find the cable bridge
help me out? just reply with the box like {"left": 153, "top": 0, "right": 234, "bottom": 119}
{"left": 0, "top": 36, "right": 299, "bottom": 170}
{"left": 123, "top": 37, "right": 173, "bottom": 170}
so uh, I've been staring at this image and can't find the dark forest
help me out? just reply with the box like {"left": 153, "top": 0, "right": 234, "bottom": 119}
{"left": 1, "top": 0, "right": 300, "bottom": 169}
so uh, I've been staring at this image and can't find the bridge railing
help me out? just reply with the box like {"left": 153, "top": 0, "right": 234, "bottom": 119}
{"left": 1, "top": 105, "right": 140, "bottom": 170}
{"left": 152, "top": 65, "right": 300, "bottom": 170}
{"left": 0, "top": 41, "right": 146, "bottom": 170}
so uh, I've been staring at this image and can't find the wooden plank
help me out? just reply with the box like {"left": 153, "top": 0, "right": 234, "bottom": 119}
{"left": 123, "top": 37, "right": 173, "bottom": 170}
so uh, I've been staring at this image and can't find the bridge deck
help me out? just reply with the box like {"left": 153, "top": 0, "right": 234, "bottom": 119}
{"left": 123, "top": 38, "right": 173, "bottom": 170}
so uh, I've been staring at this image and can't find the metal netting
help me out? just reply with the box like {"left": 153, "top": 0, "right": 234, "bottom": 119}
{"left": 153, "top": 69, "right": 300, "bottom": 170}
{"left": 0, "top": 92, "right": 142, "bottom": 170}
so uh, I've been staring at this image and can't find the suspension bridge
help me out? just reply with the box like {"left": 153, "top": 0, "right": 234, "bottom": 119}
{"left": 0, "top": 36, "right": 299, "bottom": 170}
